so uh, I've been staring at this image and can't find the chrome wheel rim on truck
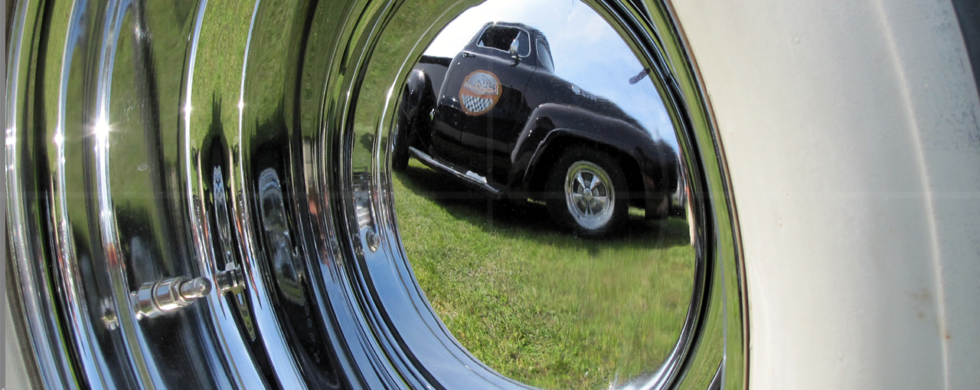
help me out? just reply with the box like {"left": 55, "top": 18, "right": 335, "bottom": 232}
{"left": 564, "top": 161, "right": 616, "bottom": 230}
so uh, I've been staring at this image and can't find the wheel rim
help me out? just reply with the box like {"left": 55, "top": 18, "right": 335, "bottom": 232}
{"left": 4, "top": 0, "right": 747, "bottom": 388}
{"left": 564, "top": 161, "right": 616, "bottom": 230}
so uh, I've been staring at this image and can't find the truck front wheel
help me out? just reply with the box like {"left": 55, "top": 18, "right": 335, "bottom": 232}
{"left": 546, "top": 147, "right": 629, "bottom": 237}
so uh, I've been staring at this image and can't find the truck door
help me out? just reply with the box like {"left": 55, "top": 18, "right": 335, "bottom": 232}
{"left": 433, "top": 24, "right": 536, "bottom": 185}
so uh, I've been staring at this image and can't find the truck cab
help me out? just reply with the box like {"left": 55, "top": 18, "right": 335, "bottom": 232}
{"left": 429, "top": 23, "right": 554, "bottom": 185}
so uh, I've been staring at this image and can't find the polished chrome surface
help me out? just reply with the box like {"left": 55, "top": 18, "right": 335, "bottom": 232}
{"left": 52, "top": 1, "right": 119, "bottom": 388}
{"left": 5, "top": 0, "right": 745, "bottom": 389}
{"left": 101, "top": 298, "right": 120, "bottom": 331}
{"left": 131, "top": 276, "right": 212, "bottom": 320}
{"left": 6, "top": 1, "right": 77, "bottom": 388}
{"left": 564, "top": 161, "right": 616, "bottom": 230}
{"left": 214, "top": 265, "right": 246, "bottom": 295}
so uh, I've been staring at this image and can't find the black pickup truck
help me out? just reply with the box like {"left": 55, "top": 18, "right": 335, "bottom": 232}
{"left": 393, "top": 21, "right": 678, "bottom": 236}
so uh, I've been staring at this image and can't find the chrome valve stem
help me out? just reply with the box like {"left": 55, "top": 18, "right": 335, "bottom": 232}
{"left": 132, "top": 276, "right": 211, "bottom": 320}
{"left": 215, "top": 264, "right": 246, "bottom": 295}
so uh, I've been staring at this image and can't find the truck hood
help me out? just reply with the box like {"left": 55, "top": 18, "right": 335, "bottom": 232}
{"left": 540, "top": 74, "right": 648, "bottom": 133}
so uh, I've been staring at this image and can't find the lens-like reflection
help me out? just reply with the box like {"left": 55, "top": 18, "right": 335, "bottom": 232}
{"left": 392, "top": 0, "right": 694, "bottom": 388}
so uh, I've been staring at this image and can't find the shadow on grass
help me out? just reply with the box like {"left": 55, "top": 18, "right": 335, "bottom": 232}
{"left": 394, "top": 162, "right": 692, "bottom": 251}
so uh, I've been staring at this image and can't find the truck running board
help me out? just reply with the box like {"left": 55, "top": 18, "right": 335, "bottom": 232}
{"left": 408, "top": 147, "right": 503, "bottom": 196}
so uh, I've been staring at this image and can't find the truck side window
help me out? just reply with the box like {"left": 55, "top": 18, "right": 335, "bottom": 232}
{"left": 536, "top": 39, "right": 555, "bottom": 72}
{"left": 477, "top": 26, "right": 531, "bottom": 57}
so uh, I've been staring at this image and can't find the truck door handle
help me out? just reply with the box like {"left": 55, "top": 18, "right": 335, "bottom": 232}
{"left": 462, "top": 52, "right": 474, "bottom": 58}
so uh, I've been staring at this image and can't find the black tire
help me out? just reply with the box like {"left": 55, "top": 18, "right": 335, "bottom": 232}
{"left": 546, "top": 146, "right": 629, "bottom": 237}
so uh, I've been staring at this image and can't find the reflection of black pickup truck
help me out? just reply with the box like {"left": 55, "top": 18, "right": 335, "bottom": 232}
{"left": 393, "top": 22, "right": 678, "bottom": 236}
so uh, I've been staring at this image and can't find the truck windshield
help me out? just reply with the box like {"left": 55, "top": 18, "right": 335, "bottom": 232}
{"left": 477, "top": 26, "right": 530, "bottom": 57}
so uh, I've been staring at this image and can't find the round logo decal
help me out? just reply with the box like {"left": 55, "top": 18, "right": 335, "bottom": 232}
{"left": 459, "top": 70, "right": 501, "bottom": 116}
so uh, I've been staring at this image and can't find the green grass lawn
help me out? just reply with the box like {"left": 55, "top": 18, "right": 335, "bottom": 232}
{"left": 393, "top": 159, "right": 695, "bottom": 389}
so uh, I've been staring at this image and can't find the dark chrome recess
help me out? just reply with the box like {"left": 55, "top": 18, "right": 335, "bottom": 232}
{"left": 4, "top": 0, "right": 746, "bottom": 389}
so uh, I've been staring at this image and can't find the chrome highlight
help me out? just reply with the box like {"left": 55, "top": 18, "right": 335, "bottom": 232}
{"left": 92, "top": 1, "right": 162, "bottom": 387}
{"left": 131, "top": 276, "right": 212, "bottom": 320}
{"left": 52, "top": 1, "right": 115, "bottom": 387}
{"left": 6, "top": 0, "right": 77, "bottom": 387}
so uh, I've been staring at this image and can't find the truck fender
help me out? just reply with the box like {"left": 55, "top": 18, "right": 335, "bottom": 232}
{"left": 402, "top": 69, "right": 435, "bottom": 145}
{"left": 510, "top": 103, "right": 678, "bottom": 216}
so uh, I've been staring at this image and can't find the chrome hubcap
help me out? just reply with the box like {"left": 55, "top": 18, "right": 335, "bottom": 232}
{"left": 564, "top": 161, "right": 615, "bottom": 230}
{"left": 4, "top": 0, "right": 743, "bottom": 388}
